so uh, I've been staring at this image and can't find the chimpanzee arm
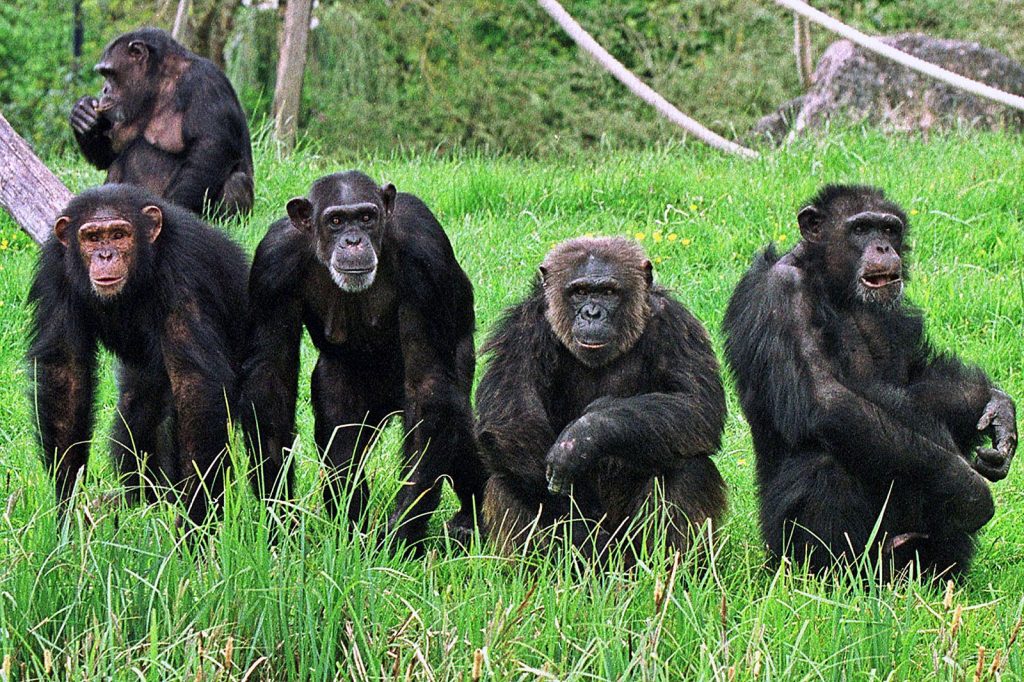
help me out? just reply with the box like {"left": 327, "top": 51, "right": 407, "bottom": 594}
{"left": 241, "top": 226, "right": 305, "bottom": 501}
{"left": 727, "top": 251, "right": 983, "bottom": 493}
{"left": 909, "top": 351, "right": 1016, "bottom": 481}
{"left": 70, "top": 96, "right": 117, "bottom": 169}
{"left": 476, "top": 295, "right": 559, "bottom": 497}
{"left": 161, "top": 301, "right": 236, "bottom": 525}
{"left": 164, "top": 73, "right": 246, "bottom": 214}
{"left": 27, "top": 249, "right": 98, "bottom": 508}
{"left": 545, "top": 302, "right": 725, "bottom": 491}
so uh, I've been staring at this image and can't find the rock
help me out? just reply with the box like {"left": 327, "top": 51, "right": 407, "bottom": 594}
{"left": 755, "top": 33, "right": 1024, "bottom": 142}
{"left": 748, "top": 96, "right": 804, "bottom": 146}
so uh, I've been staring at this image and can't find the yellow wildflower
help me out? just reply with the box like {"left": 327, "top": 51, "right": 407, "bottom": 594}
{"left": 0, "top": 238, "right": 8, "bottom": 250}
{"left": 634, "top": 232, "right": 646, "bottom": 241}
{"left": 689, "top": 204, "right": 698, "bottom": 212}
{"left": 667, "top": 233, "right": 678, "bottom": 242}
{"left": 681, "top": 238, "right": 692, "bottom": 247}
{"left": 910, "top": 209, "right": 919, "bottom": 216}
{"left": 652, "top": 231, "right": 663, "bottom": 242}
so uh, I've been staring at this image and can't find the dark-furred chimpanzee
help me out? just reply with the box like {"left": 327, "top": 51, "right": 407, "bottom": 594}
{"left": 476, "top": 237, "right": 727, "bottom": 562}
{"left": 69, "top": 28, "right": 253, "bottom": 219}
{"left": 242, "top": 171, "right": 484, "bottom": 550}
{"left": 724, "top": 184, "right": 1017, "bottom": 579}
{"left": 28, "top": 185, "right": 249, "bottom": 527}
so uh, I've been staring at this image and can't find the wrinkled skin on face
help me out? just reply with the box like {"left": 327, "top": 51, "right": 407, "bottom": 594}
{"left": 798, "top": 196, "right": 907, "bottom": 309}
{"left": 287, "top": 175, "right": 397, "bottom": 293}
{"left": 541, "top": 237, "right": 653, "bottom": 368}
{"left": 54, "top": 204, "right": 162, "bottom": 298}
{"left": 70, "top": 39, "right": 154, "bottom": 138}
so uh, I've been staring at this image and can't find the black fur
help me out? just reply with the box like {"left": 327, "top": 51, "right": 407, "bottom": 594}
{"left": 242, "top": 171, "right": 484, "bottom": 551}
{"left": 723, "top": 184, "right": 1014, "bottom": 579}
{"left": 477, "top": 240, "right": 727, "bottom": 563}
{"left": 27, "top": 184, "right": 249, "bottom": 527}
{"left": 71, "top": 28, "right": 253, "bottom": 219}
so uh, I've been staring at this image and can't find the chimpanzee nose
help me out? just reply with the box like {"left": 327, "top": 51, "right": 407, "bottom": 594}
{"left": 875, "top": 243, "right": 891, "bottom": 254}
{"left": 581, "top": 303, "right": 602, "bottom": 320}
{"left": 99, "top": 250, "right": 113, "bottom": 261}
{"left": 343, "top": 234, "right": 363, "bottom": 247}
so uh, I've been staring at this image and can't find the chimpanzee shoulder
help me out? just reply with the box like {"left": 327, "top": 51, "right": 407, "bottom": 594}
{"left": 390, "top": 192, "right": 475, "bottom": 334}
{"left": 248, "top": 218, "right": 316, "bottom": 301}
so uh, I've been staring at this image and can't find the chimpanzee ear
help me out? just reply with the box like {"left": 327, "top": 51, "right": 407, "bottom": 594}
{"left": 141, "top": 205, "right": 163, "bottom": 243}
{"left": 538, "top": 265, "right": 549, "bottom": 286}
{"left": 797, "top": 205, "right": 823, "bottom": 242}
{"left": 642, "top": 259, "right": 654, "bottom": 288}
{"left": 53, "top": 216, "right": 71, "bottom": 247}
{"left": 127, "top": 40, "right": 148, "bottom": 62}
{"left": 381, "top": 183, "right": 397, "bottom": 218}
{"left": 286, "top": 197, "right": 314, "bottom": 232}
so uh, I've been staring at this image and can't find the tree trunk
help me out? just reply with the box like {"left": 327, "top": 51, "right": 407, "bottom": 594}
{"left": 0, "top": 113, "right": 72, "bottom": 245}
{"left": 794, "top": 13, "right": 814, "bottom": 89}
{"left": 272, "top": 0, "right": 312, "bottom": 150}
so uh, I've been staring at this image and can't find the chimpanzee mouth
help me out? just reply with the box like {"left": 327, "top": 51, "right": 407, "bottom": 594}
{"left": 93, "top": 276, "right": 125, "bottom": 287}
{"left": 337, "top": 268, "right": 375, "bottom": 275}
{"left": 860, "top": 272, "right": 901, "bottom": 289}
{"left": 577, "top": 340, "right": 609, "bottom": 349}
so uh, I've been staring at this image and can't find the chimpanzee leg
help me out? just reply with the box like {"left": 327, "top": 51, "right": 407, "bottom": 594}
{"left": 762, "top": 453, "right": 881, "bottom": 574}
{"left": 483, "top": 473, "right": 603, "bottom": 558}
{"left": 111, "top": 362, "right": 175, "bottom": 505}
{"left": 389, "top": 371, "right": 479, "bottom": 550}
{"left": 311, "top": 355, "right": 388, "bottom": 525}
{"left": 215, "top": 170, "right": 254, "bottom": 218}
{"left": 441, "top": 338, "right": 487, "bottom": 541}
{"left": 638, "top": 457, "right": 728, "bottom": 556}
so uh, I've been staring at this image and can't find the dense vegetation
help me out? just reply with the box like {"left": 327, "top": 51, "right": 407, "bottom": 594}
{"left": 3, "top": 0, "right": 1024, "bottom": 157}
{"left": 0, "top": 132, "right": 1022, "bottom": 679}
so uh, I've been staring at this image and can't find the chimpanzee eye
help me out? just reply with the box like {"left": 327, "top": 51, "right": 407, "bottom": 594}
{"left": 361, "top": 213, "right": 372, "bottom": 223}
{"left": 331, "top": 216, "right": 342, "bottom": 225}
{"left": 112, "top": 230, "right": 127, "bottom": 241}
{"left": 89, "top": 233, "right": 102, "bottom": 243}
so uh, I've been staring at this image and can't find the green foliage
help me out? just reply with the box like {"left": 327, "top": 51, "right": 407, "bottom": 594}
{"left": 4, "top": 0, "right": 1024, "bottom": 157}
{"left": 0, "top": 132, "right": 1023, "bottom": 678}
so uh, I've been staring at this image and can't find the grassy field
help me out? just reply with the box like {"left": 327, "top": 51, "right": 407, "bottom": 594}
{"left": 0, "top": 132, "right": 1022, "bottom": 680}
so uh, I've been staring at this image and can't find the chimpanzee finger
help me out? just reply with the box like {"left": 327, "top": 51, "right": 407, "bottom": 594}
{"left": 976, "top": 409, "right": 994, "bottom": 431}
{"left": 976, "top": 446, "right": 1005, "bottom": 465}
{"left": 71, "top": 114, "right": 96, "bottom": 134}
{"left": 973, "top": 450, "right": 1009, "bottom": 482}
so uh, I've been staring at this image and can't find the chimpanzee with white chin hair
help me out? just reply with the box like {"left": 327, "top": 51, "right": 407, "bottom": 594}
{"left": 242, "top": 171, "right": 484, "bottom": 552}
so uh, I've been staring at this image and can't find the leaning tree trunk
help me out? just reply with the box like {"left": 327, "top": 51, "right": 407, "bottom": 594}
{"left": 0, "top": 113, "right": 72, "bottom": 245}
{"left": 272, "top": 0, "right": 312, "bottom": 150}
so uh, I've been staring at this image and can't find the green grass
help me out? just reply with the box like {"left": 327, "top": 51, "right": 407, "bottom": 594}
{"left": 0, "top": 131, "right": 1023, "bottom": 680}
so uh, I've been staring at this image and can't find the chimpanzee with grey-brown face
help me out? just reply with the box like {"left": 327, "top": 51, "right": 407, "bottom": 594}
{"left": 476, "top": 237, "right": 728, "bottom": 564}
{"left": 242, "top": 171, "right": 484, "bottom": 552}
{"left": 724, "top": 184, "right": 1017, "bottom": 580}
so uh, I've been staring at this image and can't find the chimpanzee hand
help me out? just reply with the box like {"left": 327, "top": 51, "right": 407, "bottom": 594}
{"left": 974, "top": 388, "right": 1017, "bottom": 482}
{"left": 545, "top": 414, "right": 600, "bottom": 495}
{"left": 70, "top": 96, "right": 103, "bottom": 136}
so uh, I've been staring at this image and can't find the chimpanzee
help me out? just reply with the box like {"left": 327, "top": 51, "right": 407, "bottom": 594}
{"left": 27, "top": 184, "right": 249, "bottom": 528}
{"left": 476, "top": 237, "right": 727, "bottom": 562}
{"left": 69, "top": 28, "right": 253, "bottom": 219}
{"left": 724, "top": 184, "right": 1017, "bottom": 579}
{"left": 242, "top": 170, "right": 484, "bottom": 550}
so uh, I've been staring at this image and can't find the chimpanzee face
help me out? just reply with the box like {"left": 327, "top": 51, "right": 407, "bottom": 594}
{"left": 94, "top": 38, "right": 153, "bottom": 125}
{"left": 798, "top": 190, "right": 908, "bottom": 309}
{"left": 54, "top": 204, "right": 162, "bottom": 299}
{"left": 541, "top": 240, "right": 653, "bottom": 368}
{"left": 287, "top": 174, "right": 396, "bottom": 293}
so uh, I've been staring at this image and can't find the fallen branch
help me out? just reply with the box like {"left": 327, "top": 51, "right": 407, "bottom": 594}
{"left": 0, "top": 112, "right": 72, "bottom": 245}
